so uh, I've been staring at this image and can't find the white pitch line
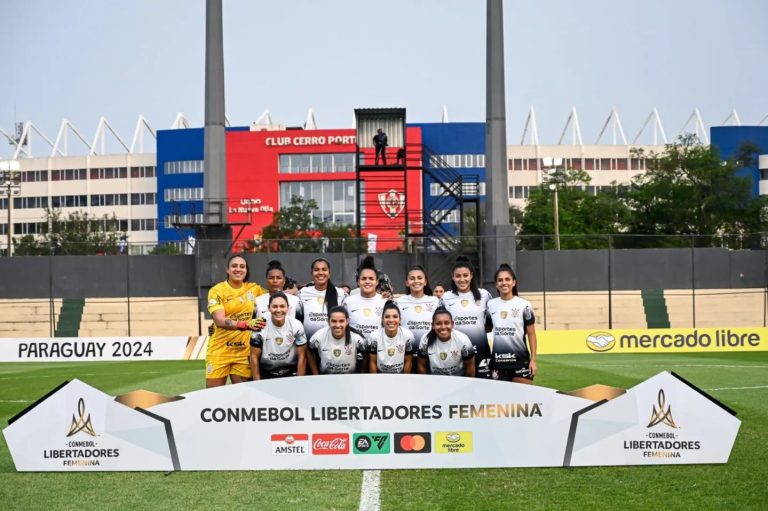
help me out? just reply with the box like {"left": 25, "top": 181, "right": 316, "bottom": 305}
{"left": 704, "top": 385, "right": 768, "bottom": 391}
{"left": 0, "top": 400, "right": 33, "bottom": 403}
{"left": 0, "top": 371, "right": 166, "bottom": 381}
{"left": 358, "top": 469, "right": 381, "bottom": 511}
{"left": 572, "top": 364, "right": 767, "bottom": 369}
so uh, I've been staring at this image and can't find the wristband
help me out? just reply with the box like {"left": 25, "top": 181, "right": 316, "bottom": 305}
{"left": 236, "top": 321, "right": 249, "bottom": 330}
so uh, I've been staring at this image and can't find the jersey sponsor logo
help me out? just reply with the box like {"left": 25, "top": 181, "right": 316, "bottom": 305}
{"left": 435, "top": 431, "right": 473, "bottom": 454}
{"left": 225, "top": 340, "right": 246, "bottom": 348}
{"left": 208, "top": 298, "right": 218, "bottom": 306}
{"left": 271, "top": 434, "right": 309, "bottom": 456}
{"left": 353, "top": 433, "right": 390, "bottom": 454}
{"left": 586, "top": 332, "right": 616, "bottom": 352}
{"left": 312, "top": 433, "right": 349, "bottom": 455}
{"left": 394, "top": 433, "right": 431, "bottom": 453}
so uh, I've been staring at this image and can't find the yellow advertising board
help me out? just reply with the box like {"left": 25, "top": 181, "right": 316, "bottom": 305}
{"left": 537, "top": 327, "right": 767, "bottom": 355}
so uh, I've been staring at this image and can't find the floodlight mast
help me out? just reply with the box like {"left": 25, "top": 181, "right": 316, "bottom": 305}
{"left": 204, "top": 0, "right": 227, "bottom": 225}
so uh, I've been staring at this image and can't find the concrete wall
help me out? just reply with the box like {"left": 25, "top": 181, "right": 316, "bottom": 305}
{"left": 0, "top": 248, "right": 764, "bottom": 300}
{"left": 0, "top": 255, "right": 197, "bottom": 299}
{"left": 515, "top": 248, "right": 767, "bottom": 292}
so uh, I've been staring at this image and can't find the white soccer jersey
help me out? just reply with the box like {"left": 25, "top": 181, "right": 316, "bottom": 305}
{"left": 417, "top": 330, "right": 476, "bottom": 376}
{"left": 250, "top": 316, "right": 307, "bottom": 377}
{"left": 299, "top": 285, "right": 347, "bottom": 340}
{"left": 439, "top": 289, "right": 491, "bottom": 344}
{"left": 345, "top": 293, "right": 385, "bottom": 337}
{"left": 396, "top": 294, "right": 440, "bottom": 343}
{"left": 255, "top": 292, "right": 300, "bottom": 320}
{"left": 308, "top": 326, "right": 366, "bottom": 374}
{"left": 368, "top": 326, "right": 414, "bottom": 373}
{"left": 487, "top": 296, "right": 535, "bottom": 368}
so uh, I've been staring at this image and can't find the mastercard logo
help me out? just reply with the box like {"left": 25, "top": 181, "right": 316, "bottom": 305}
{"left": 394, "top": 432, "right": 431, "bottom": 453}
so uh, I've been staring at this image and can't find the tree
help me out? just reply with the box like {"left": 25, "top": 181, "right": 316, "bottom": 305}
{"left": 12, "top": 209, "right": 124, "bottom": 256}
{"left": 260, "top": 195, "right": 356, "bottom": 252}
{"left": 622, "top": 134, "right": 755, "bottom": 248}
{"left": 517, "top": 167, "right": 631, "bottom": 249}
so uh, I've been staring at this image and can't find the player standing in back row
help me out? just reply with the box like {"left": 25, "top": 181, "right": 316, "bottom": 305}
{"left": 487, "top": 264, "right": 537, "bottom": 383}
{"left": 439, "top": 256, "right": 491, "bottom": 378}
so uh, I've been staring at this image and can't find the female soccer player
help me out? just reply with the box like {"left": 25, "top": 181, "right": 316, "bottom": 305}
{"left": 307, "top": 306, "right": 367, "bottom": 374}
{"left": 417, "top": 307, "right": 476, "bottom": 377}
{"left": 439, "top": 256, "right": 492, "bottom": 378}
{"left": 345, "top": 256, "right": 385, "bottom": 338}
{"left": 249, "top": 292, "right": 307, "bottom": 379}
{"left": 396, "top": 265, "right": 440, "bottom": 344}
{"left": 255, "top": 260, "right": 300, "bottom": 319}
{"left": 206, "top": 255, "right": 267, "bottom": 387}
{"left": 299, "top": 257, "right": 347, "bottom": 341}
{"left": 487, "top": 264, "right": 537, "bottom": 383}
{"left": 368, "top": 301, "right": 414, "bottom": 374}
{"left": 433, "top": 284, "right": 446, "bottom": 300}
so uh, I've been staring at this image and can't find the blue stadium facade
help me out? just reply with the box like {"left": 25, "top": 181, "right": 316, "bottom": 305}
{"left": 711, "top": 126, "right": 768, "bottom": 198}
{"left": 156, "top": 121, "right": 486, "bottom": 244}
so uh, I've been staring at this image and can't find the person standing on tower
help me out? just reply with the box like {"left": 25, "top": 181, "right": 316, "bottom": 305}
{"left": 373, "top": 128, "right": 388, "bottom": 165}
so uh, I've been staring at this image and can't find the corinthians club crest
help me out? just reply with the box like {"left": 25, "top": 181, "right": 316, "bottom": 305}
{"left": 378, "top": 189, "right": 406, "bottom": 219}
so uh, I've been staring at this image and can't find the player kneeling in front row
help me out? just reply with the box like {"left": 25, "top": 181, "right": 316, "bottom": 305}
{"left": 249, "top": 292, "right": 307, "bottom": 379}
{"left": 368, "top": 300, "right": 414, "bottom": 374}
{"left": 307, "top": 306, "right": 367, "bottom": 374}
{"left": 417, "top": 307, "right": 476, "bottom": 377}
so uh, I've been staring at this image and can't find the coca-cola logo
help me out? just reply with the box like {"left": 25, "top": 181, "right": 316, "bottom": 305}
{"left": 312, "top": 433, "right": 350, "bottom": 455}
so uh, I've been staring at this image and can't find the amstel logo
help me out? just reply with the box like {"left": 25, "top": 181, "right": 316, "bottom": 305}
{"left": 67, "top": 398, "right": 98, "bottom": 437}
{"left": 647, "top": 389, "right": 678, "bottom": 428}
{"left": 586, "top": 332, "right": 616, "bottom": 352}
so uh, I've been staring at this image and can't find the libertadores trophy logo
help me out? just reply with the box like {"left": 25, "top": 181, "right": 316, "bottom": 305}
{"left": 67, "top": 398, "right": 98, "bottom": 437}
{"left": 378, "top": 189, "right": 406, "bottom": 219}
{"left": 647, "top": 389, "right": 677, "bottom": 428}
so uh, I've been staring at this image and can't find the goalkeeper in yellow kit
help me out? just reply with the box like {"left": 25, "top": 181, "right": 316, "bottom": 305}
{"left": 206, "top": 255, "right": 267, "bottom": 387}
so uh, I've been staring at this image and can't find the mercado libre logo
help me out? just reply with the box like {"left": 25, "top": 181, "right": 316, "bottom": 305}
{"left": 353, "top": 433, "right": 390, "bottom": 455}
{"left": 394, "top": 433, "right": 431, "bottom": 454}
{"left": 435, "top": 431, "right": 473, "bottom": 454}
{"left": 586, "top": 332, "right": 616, "bottom": 352}
{"left": 67, "top": 398, "right": 98, "bottom": 437}
{"left": 647, "top": 389, "right": 678, "bottom": 429}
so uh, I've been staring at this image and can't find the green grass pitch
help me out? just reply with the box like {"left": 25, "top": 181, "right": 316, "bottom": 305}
{"left": 0, "top": 352, "right": 766, "bottom": 510}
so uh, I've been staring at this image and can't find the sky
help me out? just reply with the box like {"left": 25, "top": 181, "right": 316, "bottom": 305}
{"left": 1, "top": 0, "right": 767, "bottom": 157}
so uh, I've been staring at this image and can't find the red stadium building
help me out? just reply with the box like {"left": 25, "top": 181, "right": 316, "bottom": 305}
{"left": 224, "top": 127, "right": 423, "bottom": 251}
